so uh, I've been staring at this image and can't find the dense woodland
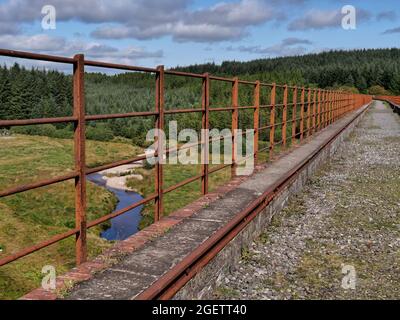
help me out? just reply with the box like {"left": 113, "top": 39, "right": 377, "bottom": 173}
{"left": 177, "top": 48, "right": 400, "bottom": 94}
{"left": 1, "top": 48, "right": 399, "bottom": 145}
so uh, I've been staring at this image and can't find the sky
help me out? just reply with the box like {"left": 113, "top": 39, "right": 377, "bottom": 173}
{"left": 0, "top": 0, "right": 399, "bottom": 71}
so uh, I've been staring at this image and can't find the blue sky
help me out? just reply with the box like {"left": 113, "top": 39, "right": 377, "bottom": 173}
{"left": 0, "top": 0, "right": 399, "bottom": 70}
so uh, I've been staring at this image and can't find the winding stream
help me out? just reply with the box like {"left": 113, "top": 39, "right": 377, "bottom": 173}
{"left": 88, "top": 173, "right": 144, "bottom": 241}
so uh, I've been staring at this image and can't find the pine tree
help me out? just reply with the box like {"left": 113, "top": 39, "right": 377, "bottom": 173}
{"left": 0, "top": 66, "right": 12, "bottom": 119}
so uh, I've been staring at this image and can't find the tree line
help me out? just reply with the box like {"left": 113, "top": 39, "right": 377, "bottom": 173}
{"left": 1, "top": 48, "right": 399, "bottom": 145}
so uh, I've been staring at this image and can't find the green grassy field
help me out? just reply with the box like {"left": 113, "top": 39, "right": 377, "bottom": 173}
{"left": 0, "top": 134, "right": 141, "bottom": 300}
{"left": 128, "top": 141, "right": 273, "bottom": 229}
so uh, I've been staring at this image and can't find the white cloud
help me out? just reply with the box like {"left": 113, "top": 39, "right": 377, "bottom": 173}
{"left": 0, "top": 0, "right": 296, "bottom": 42}
{"left": 0, "top": 33, "right": 163, "bottom": 65}
{"left": 376, "top": 11, "right": 397, "bottom": 22}
{"left": 91, "top": 0, "right": 278, "bottom": 43}
{"left": 187, "top": 0, "right": 275, "bottom": 27}
{"left": 288, "top": 8, "right": 372, "bottom": 31}
{"left": 0, "top": 34, "right": 66, "bottom": 51}
{"left": 382, "top": 26, "right": 400, "bottom": 34}
{"left": 226, "top": 37, "right": 313, "bottom": 57}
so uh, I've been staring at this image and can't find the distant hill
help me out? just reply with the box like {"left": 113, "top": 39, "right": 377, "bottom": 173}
{"left": 175, "top": 48, "right": 400, "bottom": 94}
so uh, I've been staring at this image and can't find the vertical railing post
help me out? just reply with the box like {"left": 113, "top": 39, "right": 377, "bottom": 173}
{"left": 348, "top": 94, "right": 352, "bottom": 113}
{"left": 350, "top": 94, "right": 352, "bottom": 113}
{"left": 317, "top": 89, "right": 321, "bottom": 131}
{"left": 282, "top": 85, "right": 288, "bottom": 148}
{"left": 292, "top": 86, "right": 297, "bottom": 144}
{"left": 73, "top": 54, "right": 87, "bottom": 265}
{"left": 337, "top": 92, "right": 340, "bottom": 120}
{"left": 341, "top": 93, "right": 344, "bottom": 117}
{"left": 312, "top": 89, "right": 317, "bottom": 135}
{"left": 333, "top": 91, "right": 337, "bottom": 122}
{"left": 201, "top": 73, "right": 210, "bottom": 195}
{"left": 300, "top": 87, "right": 305, "bottom": 141}
{"left": 321, "top": 90, "right": 325, "bottom": 128}
{"left": 269, "top": 83, "right": 276, "bottom": 159}
{"left": 329, "top": 90, "right": 333, "bottom": 125}
{"left": 307, "top": 88, "right": 311, "bottom": 137}
{"left": 334, "top": 91, "right": 338, "bottom": 122}
{"left": 336, "top": 92, "right": 339, "bottom": 120}
{"left": 254, "top": 81, "right": 260, "bottom": 163}
{"left": 325, "top": 90, "right": 329, "bottom": 126}
{"left": 231, "top": 77, "right": 239, "bottom": 176}
{"left": 155, "top": 65, "right": 165, "bottom": 222}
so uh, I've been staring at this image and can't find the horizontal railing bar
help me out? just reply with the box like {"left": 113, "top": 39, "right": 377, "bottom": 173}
{"left": 274, "top": 121, "right": 285, "bottom": 127}
{"left": 258, "top": 125, "right": 272, "bottom": 131}
{"left": 85, "top": 111, "right": 158, "bottom": 121}
{"left": 209, "top": 134, "right": 233, "bottom": 143}
{"left": 238, "top": 129, "right": 256, "bottom": 136}
{"left": 165, "top": 134, "right": 233, "bottom": 157}
{"left": 259, "top": 82, "right": 274, "bottom": 88}
{"left": 237, "top": 106, "right": 256, "bottom": 110}
{"left": 257, "top": 145, "right": 270, "bottom": 153}
{"left": 238, "top": 80, "right": 257, "bottom": 85}
{"left": 164, "top": 108, "right": 203, "bottom": 114}
{"left": 165, "top": 141, "right": 200, "bottom": 156}
{"left": 0, "top": 116, "right": 77, "bottom": 127}
{"left": 208, "top": 163, "right": 231, "bottom": 174}
{"left": 87, "top": 194, "right": 158, "bottom": 229}
{"left": 163, "top": 174, "right": 202, "bottom": 194}
{"left": 0, "top": 228, "right": 79, "bottom": 267}
{"left": 165, "top": 70, "right": 206, "bottom": 79}
{"left": 209, "top": 75, "right": 235, "bottom": 83}
{"left": 86, "top": 155, "right": 148, "bottom": 175}
{"left": 235, "top": 151, "right": 258, "bottom": 164}
{"left": 0, "top": 171, "right": 79, "bottom": 198}
{"left": 84, "top": 59, "right": 157, "bottom": 73}
{"left": 209, "top": 107, "right": 235, "bottom": 112}
{"left": 0, "top": 48, "right": 74, "bottom": 64}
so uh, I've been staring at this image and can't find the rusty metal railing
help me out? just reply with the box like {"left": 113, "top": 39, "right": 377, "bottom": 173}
{"left": 0, "top": 48, "right": 373, "bottom": 267}
{"left": 375, "top": 95, "right": 400, "bottom": 113}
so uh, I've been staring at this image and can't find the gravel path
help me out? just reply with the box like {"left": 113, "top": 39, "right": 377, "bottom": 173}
{"left": 214, "top": 101, "right": 400, "bottom": 300}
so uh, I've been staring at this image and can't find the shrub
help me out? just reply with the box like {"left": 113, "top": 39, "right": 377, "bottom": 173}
{"left": 86, "top": 124, "right": 114, "bottom": 141}
{"left": 53, "top": 128, "right": 74, "bottom": 139}
{"left": 11, "top": 124, "right": 57, "bottom": 137}
{"left": 367, "top": 85, "right": 390, "bottom": 96}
